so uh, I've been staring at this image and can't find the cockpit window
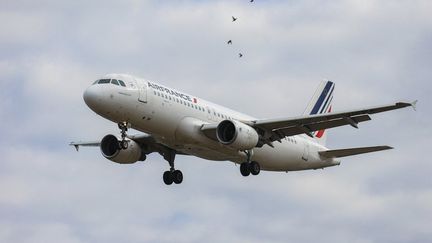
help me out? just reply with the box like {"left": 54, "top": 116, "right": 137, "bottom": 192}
{"left": 92, "top": 80, "right": 99, "bottom": 85}
{"left": 98, "top": 79, "right": 111, "bottom": 84}
{"left": 111, "top": 79, "right": 119, "bottom": 85}
{"left": 118, "top": 80, "right": 126, "bottom": 87}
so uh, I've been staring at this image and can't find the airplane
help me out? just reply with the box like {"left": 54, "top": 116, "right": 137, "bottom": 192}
{"left": 71, "top": 74, "right": 416, "bottom": 185}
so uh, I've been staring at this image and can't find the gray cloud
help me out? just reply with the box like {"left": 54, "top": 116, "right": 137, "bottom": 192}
{"left": 1, "top": 0, "right": 431, "bottom": 242}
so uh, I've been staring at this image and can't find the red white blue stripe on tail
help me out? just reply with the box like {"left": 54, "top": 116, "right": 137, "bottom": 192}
{"left": 303, "top": 80, "right": 335, "bottom": 145}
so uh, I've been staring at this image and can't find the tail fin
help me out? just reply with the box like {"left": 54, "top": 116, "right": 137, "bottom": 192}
{"left": 303, "top": 80, "right": 335, "bottom": 146}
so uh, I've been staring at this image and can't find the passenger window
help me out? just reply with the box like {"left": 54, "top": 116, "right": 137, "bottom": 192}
{"left": 98, "top": 79, "right": 111, "bottom": 84}
{"left": 118, "top": 80, "right": 126, "bottom": 87}
{"left": 111, "top": 79, "right": 119, "bottom": 85}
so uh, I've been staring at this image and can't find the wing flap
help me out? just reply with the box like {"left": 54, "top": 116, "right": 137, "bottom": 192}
{"left": 270, "top": 114, "right": 371, "bottom": 139}
{"left": 319, "top": 146, "right": 393, "bottom": 158}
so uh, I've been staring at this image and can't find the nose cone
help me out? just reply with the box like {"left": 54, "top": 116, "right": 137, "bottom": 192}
{"left": 83, "top": 85, "right": 101, "bottom": 111}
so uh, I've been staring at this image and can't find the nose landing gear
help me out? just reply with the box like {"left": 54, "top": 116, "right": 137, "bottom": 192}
{"left": 118, "top": 121, "right": 129, "bottom": 149}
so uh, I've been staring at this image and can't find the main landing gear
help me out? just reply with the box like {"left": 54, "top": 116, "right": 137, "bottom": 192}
{"left": 161, "top": 149, "right": 183, "bottom": 185}
{"left": 240, "top": 150, "right": 260, "bottom": 177}
{"left": 118, "top": 121, "right": 129, "bottom": 149}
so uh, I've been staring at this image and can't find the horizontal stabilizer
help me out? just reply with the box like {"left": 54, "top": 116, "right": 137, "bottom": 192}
{"left": 319, "top": 145, "right": 393, "bottom": 158}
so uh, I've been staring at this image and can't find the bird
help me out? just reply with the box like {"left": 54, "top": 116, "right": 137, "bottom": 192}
{"left": 232, "top": 16, "right": 237, "bottom": 22}
{"left": 227, "top": 40, "right": 232, "bottom": 44}
{"left": 239, "top": 53, "right": 243, "bottom": 58}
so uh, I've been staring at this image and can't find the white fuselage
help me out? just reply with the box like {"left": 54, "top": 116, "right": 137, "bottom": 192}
{"left": 84, "top": 74, "right": 339, "bottom": 171}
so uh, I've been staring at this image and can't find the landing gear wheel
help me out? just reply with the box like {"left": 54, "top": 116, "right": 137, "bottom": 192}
{"left": 240, "top": 162, "right": 250, "bottom": 177}
{"left": 249, "top": 161, "right": 260, "bottom": 175}
{"left": 163, "top": 171, "right": 173, "bottom": 185}
{"left": 172, "top": 170, "right": 183, "bottom": 184}
{"left": 161, "top": 148, "right": 183, "bottom": 185}
{"left": 120, "top": 140, "right": 128, "bottom": 149}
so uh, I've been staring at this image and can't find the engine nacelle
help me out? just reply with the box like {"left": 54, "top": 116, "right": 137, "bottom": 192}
{"left": 100, "top": 134, "right": 143, "bottom": 164}
{"left": 216, "top": 120, "right": 259, "bottom": 150}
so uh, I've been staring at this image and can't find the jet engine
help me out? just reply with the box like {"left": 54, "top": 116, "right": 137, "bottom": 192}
{"left": 216, "top": 120, "right": 259, "bottom": 150}
{"left": 100, "top": 134, "right": 144, "bottom": 164}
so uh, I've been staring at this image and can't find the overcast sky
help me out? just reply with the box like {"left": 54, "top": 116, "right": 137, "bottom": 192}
{"left": 1, "top": 0, "right": 431, "bottom": 242}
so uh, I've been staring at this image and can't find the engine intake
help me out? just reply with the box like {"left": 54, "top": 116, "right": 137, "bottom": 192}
{"left": 100, "top": 134, "right": 144, "bottom": 164}
{"left": 216, "top": 120, "right": 259, "bottom": 150}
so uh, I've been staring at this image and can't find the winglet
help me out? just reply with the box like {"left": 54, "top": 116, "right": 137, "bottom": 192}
{"left": 411, "top": 100, "right": 418, "bottom": 111}
{"left": 69, "top": 142, "right": 81, "bottom": 152}
{"left": 69, "top": 142, "right": 80, "bottom": 152}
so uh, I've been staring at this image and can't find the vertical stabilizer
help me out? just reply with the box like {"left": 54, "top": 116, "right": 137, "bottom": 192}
{"left": 303, "top": 80, "right": 335, "bottom": 146}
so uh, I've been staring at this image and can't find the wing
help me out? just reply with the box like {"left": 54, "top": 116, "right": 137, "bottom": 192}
{"left": 246, "top": 101, "right": 415, "bottom": 145}
{"left": 70, "top": 133, "right": 189, "bottom": 155}
{"left": 201, "top": 101, "right": 416, "bottom": 147}
{"left": 70, "top": 134, "right": 157, "bottom": 151}
{"left": 70, "top": 141, "right": 100, "bottom": 151}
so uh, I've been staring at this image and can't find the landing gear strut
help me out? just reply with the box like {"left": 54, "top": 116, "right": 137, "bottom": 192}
{"left": 118, "top": 122, "right": 129, "bottom": 149}
{"left": 240, "top": 150, "right": 260, "bottom": 177}
{"left": 161, "top": 148, "right": 183, "bottom": 185}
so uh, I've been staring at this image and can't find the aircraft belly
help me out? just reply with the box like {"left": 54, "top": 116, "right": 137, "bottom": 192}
{"left": 252, "top": 139, "right": 336, "bottom": 171}
{"left": 178, "top": 146, "right": 238, "bottom": 161}
{"left": 253, "top": 141, "right": 303, "bottom": 171}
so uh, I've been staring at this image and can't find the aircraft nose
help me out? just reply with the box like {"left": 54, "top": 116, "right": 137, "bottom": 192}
{"left": 83, "top": 85, "right": 101, "bottom": 109}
